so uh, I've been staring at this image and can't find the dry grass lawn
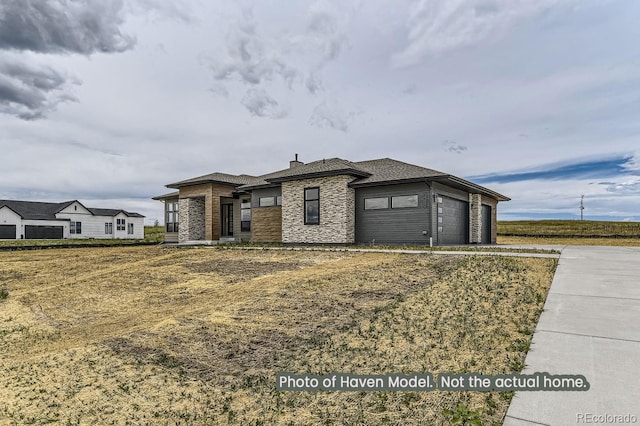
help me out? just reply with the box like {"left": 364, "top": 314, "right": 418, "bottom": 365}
{"left": 0, "top": 246, "right": 556, "bottom": 425}
{"left": 498, "top": 236, "right": 640, "bottom": 246}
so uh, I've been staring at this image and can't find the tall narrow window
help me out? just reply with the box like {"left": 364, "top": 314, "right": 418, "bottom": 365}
{"left": 241, "top": 200, "right": 251, "bottom": 232}
{"left": 304, "top": 187, "right": 320, "bottom": 225}
{"left": 127, "top": 223, "right": 134, "bottom": 235}
{"left": 165, "top": 202, "right": 179, "bottom": 232}
{"left": 105, "top": 223, "right": 113, "bottom": 235}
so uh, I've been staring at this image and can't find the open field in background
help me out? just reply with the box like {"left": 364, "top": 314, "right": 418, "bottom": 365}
{"left": 0, "top": 246, "right": 556, "bottom": 425}
{"left": 498, "top": 220, "right": 640, "bottom": 247}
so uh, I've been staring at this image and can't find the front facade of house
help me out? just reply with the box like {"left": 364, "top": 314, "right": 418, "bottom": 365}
{"left": 154, "top": 157, "right": 509, "bottom": 246}
{"left": 0, "top": 199, "right": 145, "bottom": 240}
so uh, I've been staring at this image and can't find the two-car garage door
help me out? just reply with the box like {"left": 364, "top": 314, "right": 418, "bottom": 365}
{"left": 0, "top": 225, "right": 64, "bottom": 239}
{"left": 25, "top": 225, "right": 64, "bottom": 239}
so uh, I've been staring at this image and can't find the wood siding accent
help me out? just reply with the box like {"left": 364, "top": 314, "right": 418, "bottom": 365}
{"left": 179, "top": 183, "right": 235, "bottom": 241}
{"left": 355, "top": 182, "right": 430, "bottom": 244}
{"left": 251, "top": 206, "right": 282, "bottom": 242}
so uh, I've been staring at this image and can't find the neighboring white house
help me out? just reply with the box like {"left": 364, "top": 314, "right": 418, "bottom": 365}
{"left": 0, "top": 199, "right": 145, "bottom": 240}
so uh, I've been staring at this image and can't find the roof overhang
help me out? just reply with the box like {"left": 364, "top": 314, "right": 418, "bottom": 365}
{"left": 433, "top": 176, "right": 510, "bottom": 201}
{"left": 349, "top": 177, "right": 445, "bottom": 188}
{"left": 152, "top": 191, "right": 180, "bottom": 201}
{"left": 266, "top": 168, "right": 371, "bottom": 184}
{"left": 166, "top": 180, "right": 243, "bottom": 189}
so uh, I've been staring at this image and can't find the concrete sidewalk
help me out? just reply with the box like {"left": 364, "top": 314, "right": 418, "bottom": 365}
{"left": 504, "top": 246, "right": 640, "bottom": 425}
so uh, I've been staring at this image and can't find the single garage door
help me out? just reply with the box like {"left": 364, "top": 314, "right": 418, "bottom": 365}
{"left": 438, "top": 196, "right": 469, "bottom": 245}
{"left": 481, "top": 204, "right": 492, "bottom": 244}
{"left": 0, "top": 224, "right": 16, "bottom": 239}
{"left": 25, "top": 225, "right": 63, "bottom": 239}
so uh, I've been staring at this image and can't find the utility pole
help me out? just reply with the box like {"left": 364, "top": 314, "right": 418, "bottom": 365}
{"left": 580, "top": 195, "right": 584, "bottom": 221}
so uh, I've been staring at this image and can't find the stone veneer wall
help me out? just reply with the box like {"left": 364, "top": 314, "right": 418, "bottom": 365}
{"left": 178, "top": 197, "right": 206, "bottom": 242}
{"left": 252, "top": 207, "right": 282, "bottom": 242}
{"left": 482, "top": 196, "right": 498, "bottom": 244}
{"left": 469, "top": 193, "right": 482, "bottom": 244}
{"left": 178, "top": 183, "right": 235, "bottom": 241}
{"left": 281, "top": 175, "right": 355, "bottom": 244}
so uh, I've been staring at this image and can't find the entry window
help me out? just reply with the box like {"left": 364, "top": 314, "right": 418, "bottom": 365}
{"left": 70, "top": 221, "right": 82, "bottom": 234}
{"left": 304, "top": 187, "right": 320, "bottom": 225}
{"left": 259, "top": 197, "right": 276, "bottom": 207}
{"left": 116, "top": 218, "right": 126, "bottom": 231}
{"left": 128, "top": 223, "right": 134, "bottom": 235}
{"left": 165, "top": 202, "right": 179, "bottom": 232}
{"left": 241, "top": 200, "right": 251, "bottom": 232}
{"left": 105, "top": 223, "right": 113, "bottom": 235}
{"left": 364, "top": 197, "right": 389, "bottom": 210}
{"left": 391, "top": 195, "right": 419, "bottom": 208}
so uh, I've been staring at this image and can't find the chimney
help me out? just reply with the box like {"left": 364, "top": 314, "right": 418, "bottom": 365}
{"left": 289, "top": 153, "right": 304, "bottom": 168}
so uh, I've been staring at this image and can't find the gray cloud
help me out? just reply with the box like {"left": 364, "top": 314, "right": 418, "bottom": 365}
{"left": 392, "top": 0, "right": 562, "bottom": 68}
{"left": 309, "top": 101, "right": 356, "bottom": 132}
{"left": 603, "top": 179, "right": 640, "bottom": 195}
{"left": 209, "top": 9, "right": 300, "bottom": 87}
{"left": 208, "top": 2, "right": 351, "bottom": 122}
{"left": 0, "top": 0, "right": 141, "bottom": 119}
{"left": 442, "top": 140, "right": 468, "bottom": 154}
{"left": 0, "top": 0, "right": 135, "bottom": 54}
{"left": 0, "top": 58, "right": 78, "bottom": 119}
{"left": 241, "top": 88, "right": 288, "bottom": 118}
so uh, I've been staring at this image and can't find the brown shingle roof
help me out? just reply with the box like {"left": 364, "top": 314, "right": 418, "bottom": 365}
{"left": 165, "top": 157, "right": 509, "bottom": 201}
{"left": 350, "top": 158, "right": 447, "bottom": 186}
{"left": 238, "top": 158, "right": 370, "bottom": 189}
{"left": 167, "top": 172, "right": 258, "bottom": 188}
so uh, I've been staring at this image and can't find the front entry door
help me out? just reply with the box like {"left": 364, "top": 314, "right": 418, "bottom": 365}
{"left": 221, "top": 203, "right": 233, "bottom": 237}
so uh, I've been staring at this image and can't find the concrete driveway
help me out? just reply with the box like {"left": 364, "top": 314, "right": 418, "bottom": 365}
{"left": 504, "top": 246, "right": 640, "bottom": 425}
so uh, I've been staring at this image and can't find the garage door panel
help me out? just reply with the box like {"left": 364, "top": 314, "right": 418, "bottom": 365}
{"left": 25, "top": 225, "right": 63, "bottom": 239}
{"left": 482, "top": 204, "right": 492, "bottom": 244}
{"left": 0, "top": 225, "right": 16, "bottom": 239}
{"left": 438, "top": 196, "right": 468, "bottom": 245}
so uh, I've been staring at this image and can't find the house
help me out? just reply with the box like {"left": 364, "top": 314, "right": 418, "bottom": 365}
{"left": 153, "top": 156, "right": 509, "bottom": 245}
{"left": 0, "top": 199, "right": 145, "bottom": 240}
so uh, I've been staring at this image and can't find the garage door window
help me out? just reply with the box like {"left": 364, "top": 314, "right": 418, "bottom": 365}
{"left": 70, "top": 221, "right": 82, "bottom": 234}
{"left": 364, "top": 197, "right": 389, "bottom": 210}
{"left": 391, "top": 195, "right": 419, "bottom": 208}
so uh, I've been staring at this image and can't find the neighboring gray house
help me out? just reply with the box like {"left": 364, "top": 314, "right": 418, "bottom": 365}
{"left": 0, "top": 199, "right": 145, "bottom": 240}
{"left": 153, "top": 156, "right": 509, "bottom": 245}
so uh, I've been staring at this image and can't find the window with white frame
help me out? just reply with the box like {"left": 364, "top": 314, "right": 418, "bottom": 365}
{"left": 127, "top": 223, "right": 134, "bottom": 235}
{"left": 70, "top": 221, "right": 82, "bottom": 234}
{"left": 116, "top": 218, "right": 126, "bottom": 231}
{"left": 105, "top": 222, "right": 113, "bottom": 234}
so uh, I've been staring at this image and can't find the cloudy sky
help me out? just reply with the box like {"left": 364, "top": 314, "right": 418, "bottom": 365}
{"left": 1, "top": 0, "right": 639, "bottom": 224}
